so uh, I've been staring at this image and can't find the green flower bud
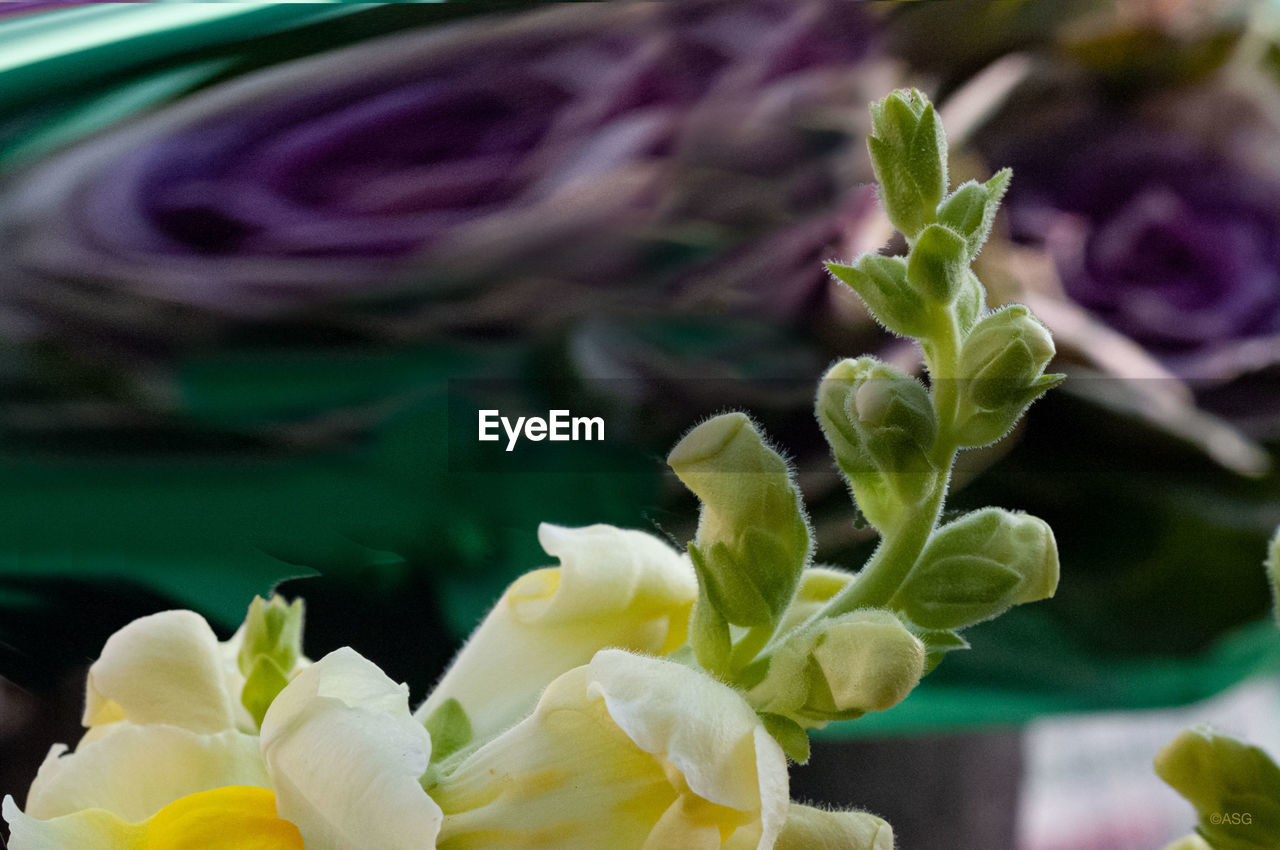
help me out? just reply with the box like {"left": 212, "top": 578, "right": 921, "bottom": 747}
{"left": 668, "top": 413, "right": 811, "bottom": 629}
{"left": 825, "top": 254, "right": 932, "bottom": 339}
{"left": 867, "top": 88, "right": 947, "bottom": 238}
{"left": 1155, "top": 726, "right": 1280, "bottom": 849}
{"left": 750, "top": 609, "right": 925, "bottom": 726}
{"left": 937, "top": 168, "right": 1011, "bottom": 259}
{"left": 954, "top": 305, "right": 1064, "bottom": 447}
{"left": 237, "top": 595, "right": 305, "bottom": 728}
{"left": 891, "top": 508, "right": 1059, "bottom": 630}
{"left": 815, "top": 357, "right": 939, "bottom": 528}
{"left": 906, "top": 223, "right": 968, "bottom": 305}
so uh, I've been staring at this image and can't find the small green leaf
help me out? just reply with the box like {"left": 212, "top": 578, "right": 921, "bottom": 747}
{"left": 825, "top": 255, "right": 931, "bottom": 339}
{"left": 937, "top": 168, "right": 1011, "bottom": 259}
{"left": 237, "top": 595, "right": 304, "bottom": 679}
{"left": 915, "top": 628, "right": 970, "bottom": 675}
{"left": 892, "top": 508, "right": 1059, "bottom": 630}
{"left": 424, "top": 698, "right": 473, "bottom": 764}
{"left": 907, "top": 223, "right": 969, "bottom": 305}
{"left": 242, "top": 654, "right": 290, "bottom": 729}
{"left": 761, "top": 712, "right": 812, "bottom": 764}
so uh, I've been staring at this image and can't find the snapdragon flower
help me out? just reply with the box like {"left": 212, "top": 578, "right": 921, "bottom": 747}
{"left": 3, "top": 602, "right": 444, "bottom": 850}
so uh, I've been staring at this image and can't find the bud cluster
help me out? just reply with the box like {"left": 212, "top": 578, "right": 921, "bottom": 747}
{"left": 663, "top": 89, "right": 1062, "bottom": 754}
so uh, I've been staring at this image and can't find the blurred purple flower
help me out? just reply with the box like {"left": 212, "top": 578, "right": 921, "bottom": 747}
{"left": 1002, "top": 126, "right": 1280, "bottom": 362}
{"left": 984, "top": 86, "right": 1280, "bottom": 385}
{"left": 0, "top": 0, "right": 884, "bottom": 350}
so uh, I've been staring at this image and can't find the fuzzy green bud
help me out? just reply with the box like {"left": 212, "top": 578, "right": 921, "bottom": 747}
{"left": 750, "top": 609, "right": 925, "bottom": 727}
{"left": 776, "top": 804, "right": 895, "bottom": 850}
{"left": 867, "top": 89, "right": 947, "bottom": 239}
{"left": 668, "top": 413, "right": 811, "bottom": 630}
{"left": 954, "top": 305, "right": 1064, "bottom": 447}
{"left": 937, "top": 169, "right": 1011, "bottom": 259}
{"left": 1155, "top": 726, "right": 1280, "bottom": 850}
{"left": 825, "top": 254, "right": 932, "bottom": 339}
{"left": 892, "top": 508, "right": 1059, "bottom": 630}
{"left": 237, "top": 595, "right": 305, "bottom": 728}
{"left": 816, "top": 357, "right": 939, "bottom": 528}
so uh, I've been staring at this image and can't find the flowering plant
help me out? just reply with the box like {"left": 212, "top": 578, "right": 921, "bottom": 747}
{"left": 3, "top": 89, "right": 1062, "bottom": 848}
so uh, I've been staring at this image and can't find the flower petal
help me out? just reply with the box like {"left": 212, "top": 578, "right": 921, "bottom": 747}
{"left": 83, "top": 610, "right": 238, "bottom": 734}
{"left": 3, "top": 795, "right": 144, "bottom": 850}
{"left": 260, "top": 647, "right": 442, "bottom": 850}
{"left": 417, "top": 523, "right": 696, "bottom": 743}
{"left": 433, "top": 649, "right": 787, "bottom": 850}
{"left": 23, "top": 726, "right": 266, "bottom": 822}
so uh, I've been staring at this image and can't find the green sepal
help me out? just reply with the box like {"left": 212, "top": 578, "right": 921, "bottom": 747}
{"left": 241, "top": 654, "right": 290, "bottom": 730}
{"left": 761, "top": 712, "right": 812, "bottom": 764}
{"left": 937, "top": 168, "right": 1011, "bottom": 259}
{"left": 891, "top": 508, "right": 1059, "bottom": 630}
{"left": 236, "top": 595, "right": 305, "bottom": 728}
{"left": 424, "top": 697, "right": 473, "bottom": 764}
{"left": 906, "top": 223, "right": 969, "bottom": 305}
{"left": 688, "top": 544, "right": 733, "bottom": 673}
{"left": 825, "top": 255, "right": 933, "bottom": 339}
{"left": 236, "top": 595, "right": 304, "bottom": 679}
{"left": 867, "top": 89, "right": 947, "bottom": 239}
{"left": 1156, "top": 726, "right": 1280, "bottom": 850}
{"left": 915, "top": 628, "right": 970, "bottom": 675}
{"left": 669, "top": 414, "right": 812, "bottom": 629}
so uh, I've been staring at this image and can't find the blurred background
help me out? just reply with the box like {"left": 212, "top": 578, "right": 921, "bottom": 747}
{"left": 1, "top": 2, "right": 1279, "bottom": 848}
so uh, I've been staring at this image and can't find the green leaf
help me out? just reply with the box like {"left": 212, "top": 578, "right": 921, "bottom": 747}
{"left": 241, "top": 654, "right": 290, "bottom": 730}
{"left": 825, "top": 255, "right": 932, "bottom": 339}
{"left": 237, "top": 595, "right": 304, "bottom": 679}
{"left": 892, "top": 508, "right": 1059, "bottom": 630}
{"left": 668, "top": 414, "right": 811, "bottom": 630}
{"left": 907, "top": 224, "right": 969, "bottom": 305}
{"left": 937, "top": 169, "right": 1011, "bottom": 259}
{"left": 761, "top": 712, "right": 812, "bottom": 764}
{"left": 424, "top": 698, "right": 473, "bottom": 764}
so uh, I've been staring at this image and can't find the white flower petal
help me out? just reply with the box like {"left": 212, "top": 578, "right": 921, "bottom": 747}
{"left": 433, "top": 649, "right": 787, "bottom": 850}
{"left": 3, "top": 795, "right": 143, "bottom": 850}
{"left": 83, "top": 610, "right": 237, "bottom": 734}
{"left": 23, "top": 726, "right": 265, "bottom": 822}
{"left": 261, "top": 647, "right": 442, "bottom": 850}
{"left": 417, "top": 523, "right": 696, "bottom": 744}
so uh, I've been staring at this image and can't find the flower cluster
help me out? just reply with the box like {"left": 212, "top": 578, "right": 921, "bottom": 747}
{"left": 3, "top": 88, "right": 1062, "bottom": 850}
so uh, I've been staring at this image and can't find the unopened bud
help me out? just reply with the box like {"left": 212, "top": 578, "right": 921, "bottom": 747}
{"left": 892, "top": 508, "right": 1058, "bottom": 630}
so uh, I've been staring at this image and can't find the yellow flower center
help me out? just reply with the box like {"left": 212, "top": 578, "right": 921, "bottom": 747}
{"left": 145, "top": 786, "right": 303, "bottom": 849}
